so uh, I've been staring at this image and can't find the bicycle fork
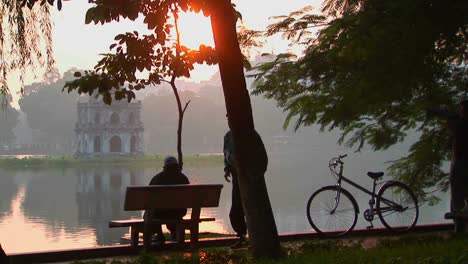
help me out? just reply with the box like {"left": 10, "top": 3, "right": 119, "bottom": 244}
{"left": 327, "top": 186, "right": 340, "bottom": 214}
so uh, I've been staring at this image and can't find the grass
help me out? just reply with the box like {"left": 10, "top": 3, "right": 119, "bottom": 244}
{"left": 270, "top": 235, "right": 468, "bottom": 264}
{"left": 143, "top": 232, "right": 233, "bottom": 241}
{"left": 0, "top": 154, "right": 223, "bottom": 169}
{"left": 71, "top": 234, "right": 468, "bottom": 264}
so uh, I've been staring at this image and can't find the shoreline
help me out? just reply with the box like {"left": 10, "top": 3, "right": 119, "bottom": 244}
{"left": 6, "top": 223, "right": 455, "bottom": 263}
{"left": 0, "top": 154, "right": 224, "bottom": 169}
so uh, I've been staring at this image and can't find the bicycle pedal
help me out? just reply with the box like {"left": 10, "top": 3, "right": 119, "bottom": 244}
{"left": 366, "top": 225, "right": 374, "bottom": 229}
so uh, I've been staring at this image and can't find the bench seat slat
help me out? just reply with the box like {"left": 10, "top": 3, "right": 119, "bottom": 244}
{"left": 111, "top": 184, "right": 223, "bottom": 249}
{"left": 109, "top": 218, "right": 216, "bottom": 228}
{"left": 125, "top": 184, "right": 223, "bottom": 210}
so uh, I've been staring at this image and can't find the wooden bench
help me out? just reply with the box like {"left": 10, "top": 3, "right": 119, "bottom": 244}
{"left": 109, "top": 184, "right": 223, "bottom": 250}
{"left": 444, "top": 212, "right": 468, "bottom": 233}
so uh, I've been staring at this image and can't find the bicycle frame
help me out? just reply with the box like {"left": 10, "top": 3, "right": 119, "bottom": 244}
{"left": 338, "top": 174, "right": 378, "bottom": 200}
{"left": 332, "top": 161, "right": 405, "bottom": 215}
{"left": 307, "top": 155, "right": 418, "bottom": 236}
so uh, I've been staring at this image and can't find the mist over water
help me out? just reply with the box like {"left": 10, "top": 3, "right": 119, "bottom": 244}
{"left": 0, "top": 148, "right": 450, "bottom": 254}
{"left": 0, "top": 72, "right": 451, "bottom": 254}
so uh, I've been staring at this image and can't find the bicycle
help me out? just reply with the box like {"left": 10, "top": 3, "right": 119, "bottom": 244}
{"left": 306, "top": 154, "right": 419, "bottom": 237}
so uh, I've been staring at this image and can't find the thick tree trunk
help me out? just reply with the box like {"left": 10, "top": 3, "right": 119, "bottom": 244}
{"left": 209, "top": 0, "right": 282, "bottom": 259}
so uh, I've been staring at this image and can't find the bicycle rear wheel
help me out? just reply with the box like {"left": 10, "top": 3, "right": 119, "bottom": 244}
{"left": 377, "top": 181, "right": 418, "bottom": 232}
{"left": 306, "top": 186, "right": 358, "bottom": 237}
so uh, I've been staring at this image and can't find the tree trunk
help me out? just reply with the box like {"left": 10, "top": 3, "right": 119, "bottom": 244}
{"left": 170, "top": 76, "right": 185, "bottom": 170}
{"left": 209, "top": 0, "right": 282, "bottom": 259}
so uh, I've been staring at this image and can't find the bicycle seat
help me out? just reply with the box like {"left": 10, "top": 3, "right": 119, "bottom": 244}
{"left": 367, "top": 172, "right": 384, "bottom": 179}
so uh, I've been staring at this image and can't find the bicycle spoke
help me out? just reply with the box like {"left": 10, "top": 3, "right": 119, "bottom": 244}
{"left": 307, "top": 156, "right": 418, "bottom": 236}
{"left": 307, "top": 187, "right": 358, "bottom": 237}
{"left": 377, "top": 182, "right": 418, "bottom": 232}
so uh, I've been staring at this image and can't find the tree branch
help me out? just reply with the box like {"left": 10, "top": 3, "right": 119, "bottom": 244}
{"left": 182, "top": 100, "right": 191, "bottom": 114}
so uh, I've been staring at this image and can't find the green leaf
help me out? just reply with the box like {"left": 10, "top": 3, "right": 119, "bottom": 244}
{"left": 103, "top": 93, "right": 112, "bottom": 105}
{"left": 85, "top": 8, "right": 95, "bottom": 24}
{"left": 251, "top": 0, "right": 467, "bottom": 201}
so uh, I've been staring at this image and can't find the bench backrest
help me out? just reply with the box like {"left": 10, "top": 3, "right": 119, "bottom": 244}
{"left": 124, "top": 184, "right": 223, "bottom": 211}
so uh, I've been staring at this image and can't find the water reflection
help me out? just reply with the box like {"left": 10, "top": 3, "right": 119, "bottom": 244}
{"left": 0, "top": 172, "right": 18, "bottom": 219}
{"left": 0, "top": 166, "right": 232, "bottom": 253}
{"left": 75, "top": 168, "right": 145, "bottom": 245}
{"left": 1, "top": 185, "right": 96, "bottom": 253}
{"left": 0, "top": 156, "right": 451, "bottom": 254}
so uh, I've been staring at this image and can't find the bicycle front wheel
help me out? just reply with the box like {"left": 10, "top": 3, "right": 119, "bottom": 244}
{"left": 377, "top": 181, "right": 419, "bottom": 232}
{"left": 306, "top": 186, "right": 358, "bottom": 237}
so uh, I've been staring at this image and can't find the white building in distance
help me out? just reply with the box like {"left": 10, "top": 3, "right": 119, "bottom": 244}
{"left": 74, "top": 97, "right": 144, "bottom": 158}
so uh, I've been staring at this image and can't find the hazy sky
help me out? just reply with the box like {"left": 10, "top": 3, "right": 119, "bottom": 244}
{"left": 51, "top": 0, "right": 322, "bottom": 79}
{"left": 9, "top": 0, "right": 322, "bottom": 105}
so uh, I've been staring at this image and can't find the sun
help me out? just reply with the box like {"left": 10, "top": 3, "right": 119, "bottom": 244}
{"left": 175, "top": 11, "right": 218, "bottom": 82}
{"left": 177, "top": 11, "right": 214, "bottom": 50}
{"left": 51, "top": 2, "right": 218, "bottom": 84}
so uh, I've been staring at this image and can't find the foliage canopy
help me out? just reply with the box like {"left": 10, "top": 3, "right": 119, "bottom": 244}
{"left": 13, "top": 0, "right": 282, "bottom": 258}
{"left": 61, "top": 0, "right": 225, "bottom": 168}
{"left": 63, "top": 0, "right": 219, "bottom": 105}
{"left": 251, "top": 0, "right": 468, "bottom": 202}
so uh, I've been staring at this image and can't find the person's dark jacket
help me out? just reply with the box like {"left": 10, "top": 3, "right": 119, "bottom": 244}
{"left": 150, "top": 166, "right": 190, "bottom": 186}
{"left": 223, "top": 130, "right": 268, "bottom": 175}
{"left": 149, "top": 165, "right": 190, "bottom": 218}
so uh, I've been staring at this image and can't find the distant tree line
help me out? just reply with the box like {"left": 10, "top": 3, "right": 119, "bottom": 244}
{"left": 18, "top": 69, "right": 80, "bottom": 154}
{"left": 14, "top": 69, "right": 291, "bottom": 155}
{"left": 0, "top": 105, "right": 19, "bottom": 146}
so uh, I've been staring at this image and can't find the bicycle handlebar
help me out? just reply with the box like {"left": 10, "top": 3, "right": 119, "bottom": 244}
{"left": 329, "top": 154, "right": 347, "bottom": 172}
{"left": 329, "top": 155, "right": 346, "bottom": 178}
{"left": 334, "top": 154, "right": 347, "bottom": 164}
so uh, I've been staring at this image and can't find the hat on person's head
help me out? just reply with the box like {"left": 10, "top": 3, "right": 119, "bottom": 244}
{"left": 163, "top": 156, "right": 178, "bottom": 167}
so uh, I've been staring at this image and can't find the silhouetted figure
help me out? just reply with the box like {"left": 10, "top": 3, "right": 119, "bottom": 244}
{"left": 449, "top": 100, "right": 468, "bottom": 232}
{"left": 148, "top": 156, "right": 189, "bottom": 244}
{"left": 223, "top": 130, "right": 247, "bottom": 249}
{"left": 223, "top": 128, "right": 268, "bottom": 249}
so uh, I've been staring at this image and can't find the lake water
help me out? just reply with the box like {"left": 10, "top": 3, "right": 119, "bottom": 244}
{"left": 0, "top": 146, "right": 451, "bottom": 254}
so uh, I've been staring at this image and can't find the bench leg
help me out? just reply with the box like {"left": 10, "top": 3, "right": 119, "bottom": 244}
{"left": 460, "top": 220, "right": 468, "bottom": 233}
{"left": 131, "top": 227, "right": 139, "bottom": 247}
{"left": 176, "top": 224, "right": 185, "bottom": 243}
{"left": 190, "top": 223, "right": 199, "bottom": 250}
{"left": 144, "top": 211, "right": 153, "bottom": 251}
{"left": 189, "top": 208, "right": 201, "bottom": 250}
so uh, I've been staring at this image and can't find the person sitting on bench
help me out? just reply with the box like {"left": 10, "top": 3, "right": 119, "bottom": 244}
{"left": 148, "top": 156, "right": 190, "bottom": 244}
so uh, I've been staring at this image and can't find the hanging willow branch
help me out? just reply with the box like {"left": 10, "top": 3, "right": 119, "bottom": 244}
{"left": 0, "top": 0, "right": 54, "bottom": 105}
